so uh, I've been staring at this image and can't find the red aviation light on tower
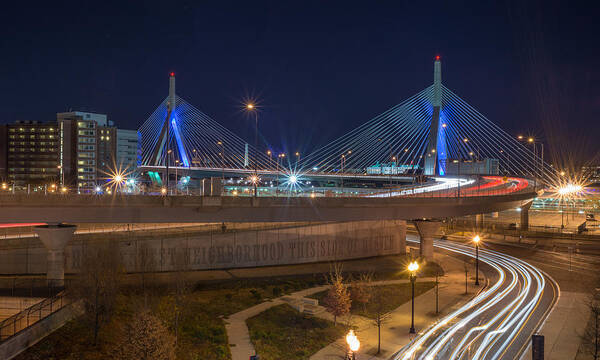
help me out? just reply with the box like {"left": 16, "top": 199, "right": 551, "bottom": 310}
{"left": 170, "top": 72, "right": 175, "bottom": 77}
{"left": 435, "top": 55, "right": 440, "bottom": 61}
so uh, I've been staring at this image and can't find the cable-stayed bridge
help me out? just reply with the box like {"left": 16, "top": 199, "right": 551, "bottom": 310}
{"left": 138, "top": 58, "right": 550, "bottom": 197}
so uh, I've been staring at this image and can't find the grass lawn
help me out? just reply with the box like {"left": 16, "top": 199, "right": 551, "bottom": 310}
{"left": 16, "top": 275, "right": 327, "bottom": 360}
{"left": 247, "top": 304, "right": 348, "bottom": 360}
{"left": 309, "top": 281, "right": 436, "bottom": 319}
{"left": 16, "top": 254, "right": 427, "bottom": 360}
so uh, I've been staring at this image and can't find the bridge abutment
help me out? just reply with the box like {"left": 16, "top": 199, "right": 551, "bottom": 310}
{"left": 413, "top": 219, "right": 441, "bottom": 261}
{"left": 394, "top": 220, "right": 407, "bottom": 255}
{"left": 34, "top": 224, "right": 76, "bottom": 287}
{"left": 520, "top": 201, "right": 533, "bottom": 231}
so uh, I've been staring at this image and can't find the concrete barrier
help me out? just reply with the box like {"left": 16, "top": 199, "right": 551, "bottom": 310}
{"left": 0, "top": 220, "right": 406, "bottom": 275}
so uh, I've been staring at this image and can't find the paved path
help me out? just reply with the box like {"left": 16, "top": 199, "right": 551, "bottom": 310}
{"left": 225, "top": 278, "right": 442, "bottom": 360}
{"left": 310, "top": 252, "right": 483, "bottom": 360}
{"left": 225, "top": 286, "right": 329, "bottom": 360}
{"left": 225, "top": 250, "right": 482, "bottom": 360}
{"left": 519, "top": 291, "right": 591, "bottom": 360}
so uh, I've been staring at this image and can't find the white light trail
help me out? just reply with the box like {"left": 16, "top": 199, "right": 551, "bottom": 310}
{"left": 394, "top": 239, "right": 553, "bottom": 360}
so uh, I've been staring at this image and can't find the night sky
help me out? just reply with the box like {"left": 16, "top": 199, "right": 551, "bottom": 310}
{"left": 1, "top": 1, "right": 598, "bottom": 161}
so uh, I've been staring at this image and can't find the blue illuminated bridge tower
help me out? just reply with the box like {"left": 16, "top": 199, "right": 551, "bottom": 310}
{"left": 148, "top": 73, "right": 190, "bottom": 175}
{"left": 424, "top": 56, "right": 446, "bottom": 176}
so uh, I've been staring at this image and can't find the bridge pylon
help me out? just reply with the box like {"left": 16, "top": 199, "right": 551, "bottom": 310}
{"left": 424, "top": 56, "right": 444, "bottom": 176}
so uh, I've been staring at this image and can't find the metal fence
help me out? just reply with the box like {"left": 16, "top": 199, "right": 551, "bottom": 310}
{"left": 0, "top": 291, "right": 70, "bottom": 341}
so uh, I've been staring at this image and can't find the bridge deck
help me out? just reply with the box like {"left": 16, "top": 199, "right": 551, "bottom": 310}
{"left": 0, "top": 191, "right": 536, "bottom": 223}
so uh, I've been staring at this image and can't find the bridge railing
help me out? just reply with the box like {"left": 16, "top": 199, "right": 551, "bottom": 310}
{"left": 0, "top": 176, "right": 536, "bottom": 199}
{"left": 0, "top": 290, "right": 70, "bottom": 341}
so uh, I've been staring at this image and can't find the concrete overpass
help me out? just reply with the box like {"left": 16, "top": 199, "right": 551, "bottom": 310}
{"left": 0, "top": 191, "right": 534, "bottom": 223}
{"left": 0, "top": 191, "right": 536, "bottom": 286}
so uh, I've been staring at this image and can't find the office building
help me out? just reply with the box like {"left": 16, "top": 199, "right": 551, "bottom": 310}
{"left": 0, "top": 121, "right": 60, "bottom": 186}
{"left": 116, "top": 129, "right": 140, "bottom": 172}
{"left": 1, "top": 111, "right": 138, "bottom": 192}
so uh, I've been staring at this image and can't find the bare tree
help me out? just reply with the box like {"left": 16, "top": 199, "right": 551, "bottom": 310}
{"left": 111, "top": 310, "right": 176, "bottom": 360}
{"left": 371, "top": 285, "right": 391, "bottom": 354}
{"left": 322, "top": 263, "right": 351, "bottom": 326}
{"left": 71, "top": 239, "right": 122, "bottom": 346}
{"left": 581, "top": 291, "right": 600, "bottom": 360}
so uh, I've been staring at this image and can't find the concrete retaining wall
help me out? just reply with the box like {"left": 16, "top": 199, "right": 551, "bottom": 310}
{"left": 0, "top": 220, "right": 405, "bottom": 274}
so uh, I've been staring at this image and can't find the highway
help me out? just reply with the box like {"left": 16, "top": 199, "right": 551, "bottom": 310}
{"left": 394, "top": 238, "right": 558, "bottom": 360}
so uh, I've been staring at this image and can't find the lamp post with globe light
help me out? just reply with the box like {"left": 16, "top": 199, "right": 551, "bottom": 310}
{"left": 473, "top": 235, "right": 481, "bottom": 285}
{"left": 408, "top": 261, "right": 419, "bottom": 334}
{"left": 246, "top": 103, "right": 258, "bottom": 197}
{"left": 345, "top": 329, "right": 360, "bottom": 360}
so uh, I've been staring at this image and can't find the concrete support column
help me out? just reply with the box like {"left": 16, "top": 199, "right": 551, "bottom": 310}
{"left": 475, "top": 214, "right": 484, "bottom": 229}
{"left": 34, "top": 224, "right": 76, "bottom": 287}
{"left": 520, "top": 201, "right": 533, "bottom": 231}
{"left": 413, "top": 220, "right": 441, "bottom": 261}
{"left": 394, "top": 220, "right": 407, "bottom": 255}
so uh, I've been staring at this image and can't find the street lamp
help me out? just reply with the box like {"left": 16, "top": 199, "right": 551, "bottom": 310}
{"left": 218, "top": 141, "right": 225, "bottom": 182}
{"left": 166, "top": 149, "right": 172, "bottom": 193}
{"left": 473, "top": 235, "right": 481, "bottom": 285}
{"left": 408, "top": 261, "right": 419, "bottom": 334}
{"left": 341, "top": 154, "right": 346, "bottom": 195}
{"left": 57, "top": 165, "right": 64, "bottom": 186}
{"left": 246, "top": 103, "right": 258, "bottom": 198}
{"left": 345, "top": 329, "right": 360, "bottom": 360}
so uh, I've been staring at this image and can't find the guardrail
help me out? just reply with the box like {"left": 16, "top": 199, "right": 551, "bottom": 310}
{"left": 0, "top": 291, "right": 70, "bottom": 341}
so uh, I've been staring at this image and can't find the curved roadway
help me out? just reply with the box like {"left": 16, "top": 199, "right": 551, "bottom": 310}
{"left": 395, "top": 239, "right": 558, "bottom": 360}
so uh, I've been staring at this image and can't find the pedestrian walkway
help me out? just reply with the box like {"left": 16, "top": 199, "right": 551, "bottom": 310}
{"left": 310, "top": 252, "right": 483, "bottom": 360}
{"left": 519, "top": 291, "right": 591, "bottom": 360}
{"left": 225, "top": 285, "right": 330, "bottom": 360}
{"left": 225, "top": 251, "right": 483, "bottom": 360}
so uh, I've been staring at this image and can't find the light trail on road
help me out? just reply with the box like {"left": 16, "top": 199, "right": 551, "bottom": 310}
{"left": 395, "top": 239, "right": 558, "bottom": 360}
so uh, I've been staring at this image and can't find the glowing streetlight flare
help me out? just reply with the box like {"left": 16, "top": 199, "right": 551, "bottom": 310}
{"left": 346, "top": 329, "right": 360, "bottom": 352}
{"left": 246, "top": 103, "right": 254, "bottom": 110}
{"left": 557, "top": 183, "right": 583, "bottom": 195}
{"left": 473, "top": 235, "right": 481, "bottom": 244}
{"left": 408, "top": 261, "right": 419, "bottom": 273}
